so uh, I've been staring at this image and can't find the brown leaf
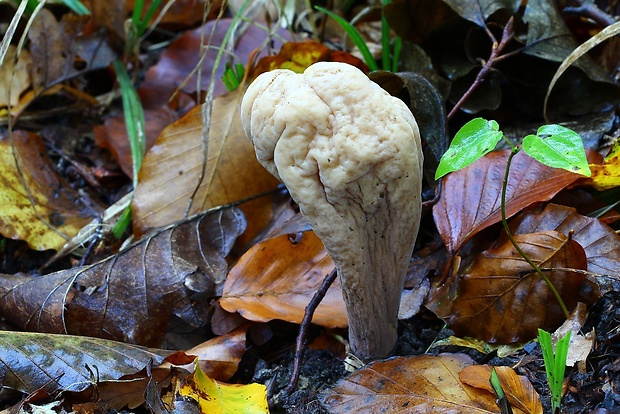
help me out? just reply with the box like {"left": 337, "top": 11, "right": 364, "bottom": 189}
{"left": 459, "top": 365, "right": 542, "bottom": 414}
{"left": 433, "top": 149, "right": 582, "bottom": 253}
{"left": 0, "top": 208, "right": 246, "bottom": 346}
{"left": 0, "top": 130, "right": 96, "bottom": 250}
{"left": 132, "top": 93, "right": 280, "bottom": 245}
{"left": 220, "top": 231, "right": 347, "bottom": 329}
{"left": 319, "top": 353, "right": 502, "bottom": 413}
{"left": 438, "top": 231, "right": 587, "bottom": 343}
{"left": 0, "top": 331, "right": 172, "bottom": 395}
{"left": 27, "top": 10, "right": 86, "bottom": 92}
{"left": 94, "top": 106, "right": 177, "bottom": 177}
{"left": 510, "top": 203, "right": 620, "bottom": 292}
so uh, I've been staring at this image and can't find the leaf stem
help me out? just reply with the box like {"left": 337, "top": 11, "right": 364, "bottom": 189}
{"left": 501, "top": 148, "right": 569, "bottom": 319}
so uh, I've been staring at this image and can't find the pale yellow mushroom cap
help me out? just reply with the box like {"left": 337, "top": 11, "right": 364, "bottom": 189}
{"left": 241, "top": 61, "right": 423, "bottom": 360}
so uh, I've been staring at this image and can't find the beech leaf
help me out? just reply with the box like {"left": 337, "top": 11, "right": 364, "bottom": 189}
{"left": 436, "top": 231, "right": 587, "bottom": 343}
{"left": 433, "top": 149, "right": 582, "bottom": 253}
{"left": 0, "top": 208, "right": 246, "bottom": 346}
{"left": 0, "top": 331, "right": 171, "bottom": 394}
{"left": 319, "top": 353, "right": 504, "bottom": 413}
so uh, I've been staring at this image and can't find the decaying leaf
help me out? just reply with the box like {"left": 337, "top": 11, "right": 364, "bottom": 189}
{"left": 459, "top": 365, "right": 543, "bottom": 414}
{"left": 0, "top": 130, "right": 96, "bottom": 250}
{"left": 433, "top": 149, "right": 583, "bottom": 253}
{"left": 132, "top": 93, "right": 280, "bottom": 245}
{"left": 220, "top": 230, "right": 347, "bottom": 329}
{"left": 0, "top": 331, "right": 172, "bottom": 395}
{"left": 0, "top": 208, "right": 246, "bottom": 346}
{"left": 319, "top": 353, "right": 503, "bottom": 413}
{"left": 436, "top": 231, "right": 587, "bottom": 343}
{"left": 588, "top": 139, "right": 620, "bottom": 190}
{"left": 179, "top": 359, "right": 268, "bottom": 414}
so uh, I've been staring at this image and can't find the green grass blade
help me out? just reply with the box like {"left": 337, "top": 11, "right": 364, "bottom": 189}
{"left": 315, "top": 6, "right": 378, "bottom": 71}
{"left": 381, "top": 0, "right": 392, "bottom": 71}
{"left": 61, "top": 0, "right": 90, "bottom": 15}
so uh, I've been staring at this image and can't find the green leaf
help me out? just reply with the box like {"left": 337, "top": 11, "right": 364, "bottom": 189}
{"left": 435, "top": 118, "right": 503, "bottom": 179}
{"left": 522, "top": 124, "right": 591, "bottom": 177}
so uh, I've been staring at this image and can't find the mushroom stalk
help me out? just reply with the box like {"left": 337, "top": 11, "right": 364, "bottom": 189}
{"left": 241, "top": 62, "right": 423, "bottom": 361}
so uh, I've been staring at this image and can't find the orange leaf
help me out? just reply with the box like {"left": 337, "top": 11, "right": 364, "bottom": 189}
{"left": 459, "top": 365, "right": 542, "bottom": 414}
{"left": 319, "top": 354, "right": 502, "bottom": 413}
{"left": 220, "top": 231, "right": 347, "bottom": 328}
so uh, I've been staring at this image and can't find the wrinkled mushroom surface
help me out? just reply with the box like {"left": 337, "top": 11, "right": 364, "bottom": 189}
{"left": 241, "top": 62, "right": 423, "bottom": 360}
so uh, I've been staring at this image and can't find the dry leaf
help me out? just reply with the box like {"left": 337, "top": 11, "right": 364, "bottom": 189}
{"left": 0, "top": 208, "right": 245, "bottom": 346}
{"left": 0, "top": 45, "right": 32, "bottom": 108}
{"left": 132, "top": 93, "right": 280, "bottom": 244}
{"left": 435, "top": 231, "right": 587, "bottom": 343}
{"left": 459, "top": 365, "right": 543, "bottom": 414}
{"left": 319, "top": 353, "right": 502, "bottom": 413}
{"left": 433, "top": 149, "right": 583, "bottom": 253}
{"left": 220, "top": 230, "right": 347, "bottom": 328}
{"left": 0, "top": 130, "right": 96, "bottom": 250}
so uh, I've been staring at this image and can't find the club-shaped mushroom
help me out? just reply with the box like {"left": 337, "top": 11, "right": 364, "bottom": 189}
{"left": 241, "top": 62, "right": 423, "bottom": 361}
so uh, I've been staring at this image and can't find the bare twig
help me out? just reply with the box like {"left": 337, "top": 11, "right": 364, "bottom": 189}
{"left": 284, "top": 267, "right": 338, "bottom": 394}
{"left": 447, "top": 17, "right": 515, "bottom": 120}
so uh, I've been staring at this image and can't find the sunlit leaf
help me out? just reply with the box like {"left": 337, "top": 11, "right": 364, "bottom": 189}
{"left": 522, "top": 124, "right": 591, "bottom": 177}
{"left": 180, "top": 359, "right": 268, "bottom": 414}
{"left": 435, "top": 118, "right": 503, "bottom": 179}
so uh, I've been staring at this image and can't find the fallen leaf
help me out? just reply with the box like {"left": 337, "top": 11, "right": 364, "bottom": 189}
{"left": 179, "top": 359, "right": 268, "bottom": 414}
{"left": 510, "top": 203, "right": 620, "bottom": 293}
{"left": 0, "top": 130, "right": 96, "bottom": 250}
{"left": 0, "top": 45, "right": 32, "bottom": 108}
{"left": 459, "top": 365, "right": 543, "bottom": 414}
{"left": 552, "top": 303, "right": 593, "bottom": 368}
{"left": 132, "top": 93, "right": 280, "bottom": 245}
{"left": 220, "top": 230, "right": 347, "bottom": 328}
{"left": 0, "top": 208, "right": 245, "bottom": 346}
{"left": 587, "top": 139, "right": 620, "bottom": 190}
{"left": 162, "top": 326, "right": 249, "bottom": 382}
{"left": 0, "top": 331, "right": 172, "bottom": 395}
{"left": 438, "top": 231, "right": 587, "bottom": 343}
{"left": 319, "top": 353, "right": 502, "bottom": 413}
{"left": 433, "top": 149, "right": 582, "bottom": 253}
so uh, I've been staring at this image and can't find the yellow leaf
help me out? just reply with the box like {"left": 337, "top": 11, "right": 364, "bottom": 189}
{"left": 0, "top": 131, "right": 95, "bottom": 250}
{"left": 180, "top": 359, "right": 269, "bottom": 414}
{"left": 588, "top": 139, "right": 620, "bottom": 190}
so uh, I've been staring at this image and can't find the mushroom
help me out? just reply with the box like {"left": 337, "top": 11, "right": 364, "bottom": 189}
{"left": 240, "top": 62, "right": 423, "bottom": 361}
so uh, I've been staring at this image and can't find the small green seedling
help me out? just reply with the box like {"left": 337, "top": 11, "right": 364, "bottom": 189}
{"left": 489, "top": 367, "right": 513, "bottom": 414}
{"left": 538, "top": 329, "right": 571, "bottom": 414}
{"left": 112, "top": 61, "right": 147, "bottom": 238}
{"left": 436, "top": 118, "right": 591, "bottom": 317}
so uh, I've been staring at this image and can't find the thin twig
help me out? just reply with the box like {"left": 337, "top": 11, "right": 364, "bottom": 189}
{"left": 447, "top": 17, "right": 515, "bottom": 120}
{"left": 284, "top": 267, "right": 338, "bottom": 394}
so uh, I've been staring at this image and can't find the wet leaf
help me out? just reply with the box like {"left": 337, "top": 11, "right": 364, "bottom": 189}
{"left": 522, "top": 124, "right": 591, "bottom": 177}
{"left": 441, "top": 0, "right": 520, "bottom": 28}
{"left": 459, "top": 365, "right": 542, "bottom": 414}
{"left": 220, "top": 231, "right": 347, "bottom": 329}
{"left": 133, "top": 93, "right": 280, "bottom": 244}
{"left": 319, "top": 353, "right": 503, "bottom": 413}
{"left": 438, "top": 231, "right": 587, "bottom": 343}
{"left": 0, "top": 331, "right": 171, "bottom": 394}
{"left": 433, "top": 149, "right": 581, "bottom": 253}
{"left": 435, "top": 118, "right": 503, "bottom": 179}
{"left": 0, "top": 208, "right": 246, "bottom": 346}
{"left": 179, "top": 360, "right": 268, "bottom": 414}
{"left": 0, "top": 130, "right": 96, "bottom": 250}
